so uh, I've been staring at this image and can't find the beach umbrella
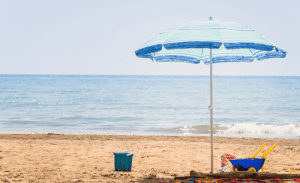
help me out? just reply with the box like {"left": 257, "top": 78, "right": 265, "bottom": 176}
{"left": 134, "top": 18, "right": 286, "bottom": 173}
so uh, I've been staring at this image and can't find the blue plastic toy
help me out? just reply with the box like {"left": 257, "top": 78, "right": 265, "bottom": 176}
{"left": 229, "top": 158, "right": 265, "bottom": 172}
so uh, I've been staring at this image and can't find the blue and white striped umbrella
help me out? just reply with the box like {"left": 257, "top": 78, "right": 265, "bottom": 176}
{"left": 134, "top": 20, "right": 286, "bottom": 173}
{"left": 135, "top": 21, "right": 286, "bottom": 63}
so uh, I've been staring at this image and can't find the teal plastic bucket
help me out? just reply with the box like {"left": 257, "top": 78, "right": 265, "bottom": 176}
{"left": 114, "top": 150, "right": 134, "bottom": 171}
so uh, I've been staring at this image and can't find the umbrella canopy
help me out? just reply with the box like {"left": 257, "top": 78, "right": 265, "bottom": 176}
{"left": 134, "top": 20, "right": 286, "bottom": 173}
{"left": 135, "top": 21, "right": 286, "bottom": 63}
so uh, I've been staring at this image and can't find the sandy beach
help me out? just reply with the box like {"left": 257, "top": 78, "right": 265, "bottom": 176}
{"left": 0, "top": 134, "right": 299, "bottom": 182}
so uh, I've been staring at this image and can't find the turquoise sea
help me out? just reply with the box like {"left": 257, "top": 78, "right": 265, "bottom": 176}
{"left": 0, "top": 75, "right": 299, "bottom": 138}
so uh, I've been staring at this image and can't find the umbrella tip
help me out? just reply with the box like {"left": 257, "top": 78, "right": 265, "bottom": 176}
{"left": 209, "top": 17, "right": 213, "bottom": 20}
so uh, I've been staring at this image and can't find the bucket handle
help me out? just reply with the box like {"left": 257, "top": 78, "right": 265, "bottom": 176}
{"left": 124, "top": 150, "right": 135, "bottom": 156}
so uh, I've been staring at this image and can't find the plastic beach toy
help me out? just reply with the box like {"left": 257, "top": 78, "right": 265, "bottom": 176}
{"left": 226, "top": 142, "right": 278, "bottom": 172}
{"left": 114, "top": 150, "right": 135, "bottom": 171}
{"left": 229, "top": 158, "right": 265, "bottom": 172}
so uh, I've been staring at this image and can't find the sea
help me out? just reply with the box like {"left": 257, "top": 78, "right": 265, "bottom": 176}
{"left": 0, "top": 75, "right": 299, "bottom": 139}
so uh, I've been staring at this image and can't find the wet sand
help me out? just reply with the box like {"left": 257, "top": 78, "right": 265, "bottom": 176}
{"left": 0, "top": 134, "right": 299, "bottom": 182}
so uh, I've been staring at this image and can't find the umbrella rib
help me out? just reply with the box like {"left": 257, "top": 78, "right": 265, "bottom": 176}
{"left": 152, "top": 53, "right": 156, "bottom": 62}
{"left": 201, "top": 48, "right": 203, "bottom": 62}
{"left": 249, "top": 49, "right": 257, "bottom": 60}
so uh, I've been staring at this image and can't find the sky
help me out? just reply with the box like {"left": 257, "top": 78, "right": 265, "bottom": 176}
{"left": 0, "top": 0, "right": 299, "bottom": 76}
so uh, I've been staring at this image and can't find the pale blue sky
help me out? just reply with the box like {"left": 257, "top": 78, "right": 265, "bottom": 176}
{"left": 0, "top": 0, "right": 299, "bottom": 76}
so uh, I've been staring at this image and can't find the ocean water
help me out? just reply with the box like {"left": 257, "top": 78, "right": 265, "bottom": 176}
{"left": 0, "top": 75, "right": 299, "bottom": 138}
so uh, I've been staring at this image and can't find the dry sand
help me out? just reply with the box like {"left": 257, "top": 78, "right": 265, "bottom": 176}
{"left": 0, "top": 134, "right": 299, "bottom": 183}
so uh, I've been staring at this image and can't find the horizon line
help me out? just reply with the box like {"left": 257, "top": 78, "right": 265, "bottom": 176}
{"left": 0, "top": 74, "right": 299, "bottom": 77}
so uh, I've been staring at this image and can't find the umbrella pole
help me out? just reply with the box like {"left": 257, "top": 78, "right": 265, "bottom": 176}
{"left": 210, "top": 48, "right": 214, "bottom": 173}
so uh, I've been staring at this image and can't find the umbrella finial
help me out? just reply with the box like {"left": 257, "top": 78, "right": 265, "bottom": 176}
{"left": 209, "top": 17, "right": 213, "bottom": 20}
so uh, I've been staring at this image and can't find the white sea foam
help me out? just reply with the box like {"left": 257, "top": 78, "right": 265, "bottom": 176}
{"left": 180, "top": 125, "right": 196, "bottom": 132}
{"left": 218, "top": 123, "right": 300, "bottom": 137}
{"left": 180, "top": 125, "right": 190, "bottom": 131}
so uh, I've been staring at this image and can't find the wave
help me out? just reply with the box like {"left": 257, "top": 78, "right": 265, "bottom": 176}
{"left": 218, "top": 122, "right": 300, "bottom": 137}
